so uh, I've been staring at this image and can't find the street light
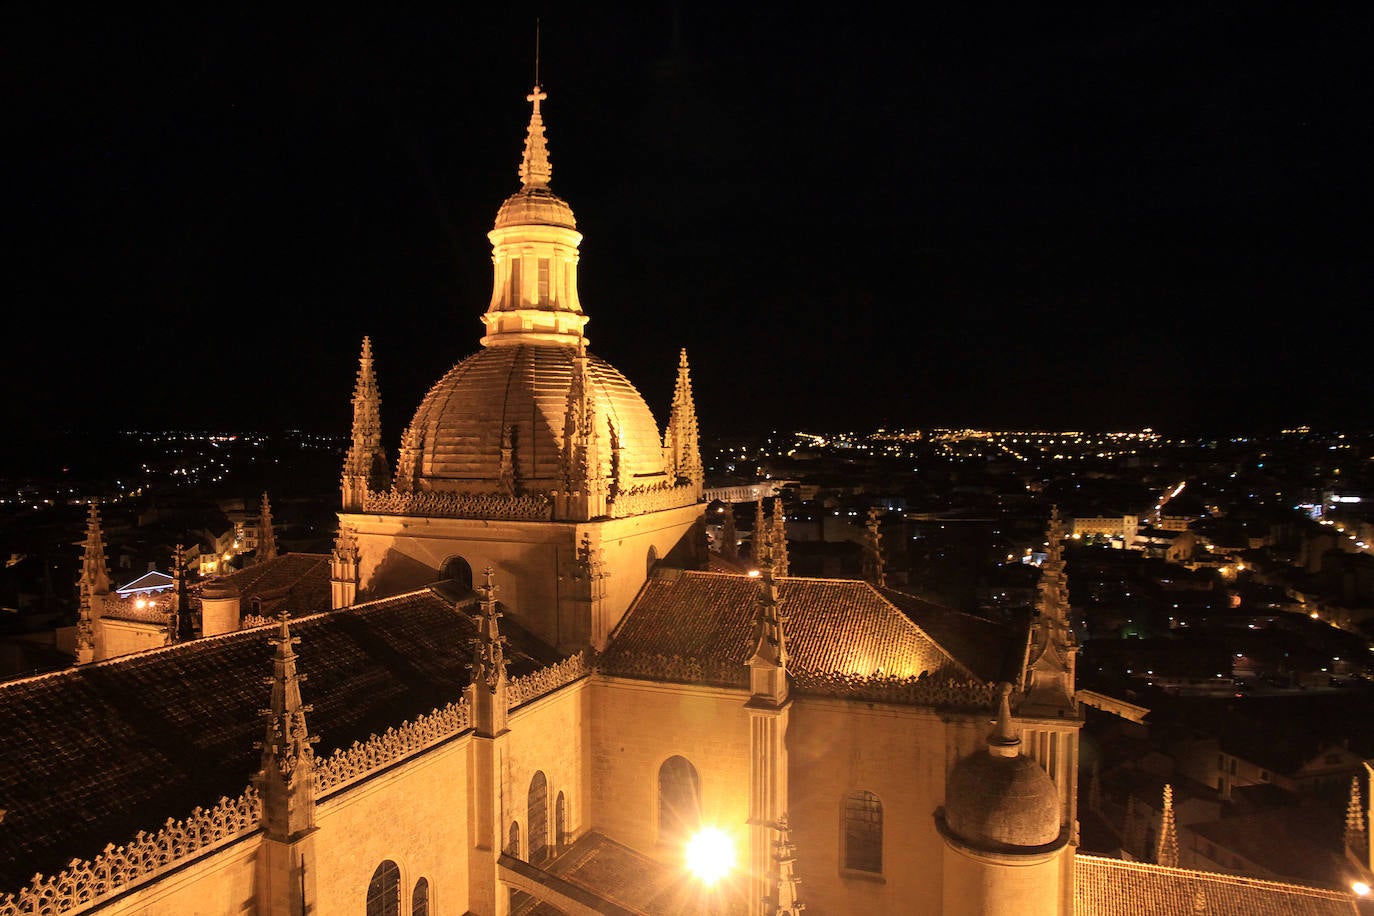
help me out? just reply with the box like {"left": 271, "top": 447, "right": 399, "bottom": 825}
{"left": 685, "top": 826, "right": 735, "bottom": 885}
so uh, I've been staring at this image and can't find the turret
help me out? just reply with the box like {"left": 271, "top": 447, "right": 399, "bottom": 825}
{"left": 480, "top": 83, "right": 587, "bottom": 349}
{"left": 937, "top": 684, "right": 1070, "bottom": 916}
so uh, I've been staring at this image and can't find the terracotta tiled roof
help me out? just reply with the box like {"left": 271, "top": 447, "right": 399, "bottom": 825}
{"left": 878, "top": 586, "right": 1026, "bottom": 683}
{"left": 599, "top": 571, "right": 987, "bottom": 689}
{"left": 0, "top": 588, "right": 560, "bottom": 892}
{"left": 190, "top": 552, "right": 332, "bottom": 620}
{"left": 1074, "top": 855, "right": 1361, "bottom": 915}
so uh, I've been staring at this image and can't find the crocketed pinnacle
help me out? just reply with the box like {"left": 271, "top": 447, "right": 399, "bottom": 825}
{"left": 258, "top": 492, "right": 278, "bottom": 561}
{"left": 471, "top": 567, "right": 509, "bottom": 692}
{"left": 257, "top": 611, "right": 318, "bottom": 840}
{"left": 664, "top": 349, "right": 702, "bottom": 487}
{"left": 771, "top": 813, "right": 806, "bottom": 916}
{"left": 989, "top": 682, "right": 1020, "bottom": 758}
{"left": 519, "top": 84, "right": 552, "bottom": 189}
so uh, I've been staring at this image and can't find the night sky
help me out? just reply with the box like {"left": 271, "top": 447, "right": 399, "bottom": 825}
{"left": 6, "top": 5, "right": 1372, "bottom": 446}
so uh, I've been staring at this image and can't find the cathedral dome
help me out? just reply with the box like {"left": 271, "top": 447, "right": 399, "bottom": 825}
{"left": 494, "top": 187, "right": 576, "bottom": 230}
{"left": 943, "top": 684, "right": 1062, "bottom": 850}
{"left": 399, "top": 344, "right": 667, "bottom": 493}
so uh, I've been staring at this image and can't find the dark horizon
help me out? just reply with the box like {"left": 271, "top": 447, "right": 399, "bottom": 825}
{"left": 7, "top": 6, "right": 1371, "bottom": 445}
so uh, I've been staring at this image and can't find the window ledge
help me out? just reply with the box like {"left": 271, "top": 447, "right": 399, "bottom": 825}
{"left": 841, "top": 867, "right": 886, "bottom": 884}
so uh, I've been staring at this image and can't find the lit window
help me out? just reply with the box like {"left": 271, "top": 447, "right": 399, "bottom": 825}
{"left": 411, "top": 878, "right": 429, "bottom": 916}
{"left": 659, "top": 755, "right": 701, "bottom": 843}
{"left": 366, "top": 860, "right": 400, "bottom": 916}
{"left": 844, "top": 790, "right": 883, "bottom": 873}
{"left": 529, "top": 771, "right": 549, "bottom": 863}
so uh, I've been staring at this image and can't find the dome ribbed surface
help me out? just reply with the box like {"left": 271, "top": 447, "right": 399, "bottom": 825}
{"left": 404, "top": 344, "right": 666, "bottom": 491}
{"left": 494, "top": 188, "right": 576, "bottom": 229}
{"left": 945, "top": 751, "right": 1061, "bottom": 849}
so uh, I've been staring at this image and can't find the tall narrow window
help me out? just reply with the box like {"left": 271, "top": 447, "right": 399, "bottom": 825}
{"left": 529, "top": 771, "right": 549, "bottom": 863}
{"left": 411, "top": 878, "right": 430, "bottom": 916}
{"left": 659, "top": 755, "right": 701, "bottom": 843}
{"left": 366, "top": 860, "right": 401, "bottom": 916}
{"left": 507, "top": 821, "right": 521, "bottom": 859}
{"left": 509, "top": 257, "right": 522, "bottom": 306}
{"left": 556, "top": 791, "right": 568, "bottom": 849}
{"left": 843, "top": 790, "right": 883, "bottom": 873}
{"left": 538, "top": 258, "right": 551, "bottom": 303}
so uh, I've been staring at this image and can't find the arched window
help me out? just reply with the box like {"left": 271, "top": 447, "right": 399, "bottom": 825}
{"left": 366, "top": 860, "right": 401, "bottom": 916}
{"left": 507, "top": 821, "right": 521, "bottom": 859}
{"left": 658, "top": 755, "right": 701, "bottom": 843}
{"left": 556, "top": 791, "right": 568, "bottom": 850}
{"left": 411, "top": 878, "right": 429, "bottom": 916}
{"left": 439, "top": 556, "right": 474, "bottom": 592}
{"left": 843, "top": 790, "right": 883, "bottom": 873}
{"left": 529, "top": 771, "right": 549, "bottom": 863}
{"left": 646, "top": 545, "right": 660, "bottom": 577}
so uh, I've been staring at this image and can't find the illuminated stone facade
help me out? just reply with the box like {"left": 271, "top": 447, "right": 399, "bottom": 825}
{"left": 4, "top": 81, "right": 1366, "bottom": 916}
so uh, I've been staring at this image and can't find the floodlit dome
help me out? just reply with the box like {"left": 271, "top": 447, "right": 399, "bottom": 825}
{"left": 399, "top": 344, "right": 667, "bottom": 493}
{"left": 391, "top": 83, "right": 672, "bottom": 500}
{"left": 494, "top": 186, "right": 576, "bottom": 230}
{"left": 943, "top": 683, "right": 1062, "bottom": 850}
{"left": 944, "top": 745, "right": 1062, "bottom": 849}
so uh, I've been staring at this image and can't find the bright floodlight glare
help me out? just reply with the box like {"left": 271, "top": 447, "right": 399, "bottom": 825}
{"left": 686, "top": 827, "right": 734, "bottom": 885}
{"left": 1353, "top": 881, "right": 1370, "bottom": 896}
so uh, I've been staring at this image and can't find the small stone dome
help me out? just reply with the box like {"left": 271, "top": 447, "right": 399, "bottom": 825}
{"left": 400, "top": 344, "right": 668, "bottom": 494}
{"left": 494, "top": 187, "right": 576, "bottom": 230}
{"left": 199, "top": 579, "right": 240, "bottom": 600}
{"left": 944, "top": 747, "right": 1062, "bottom": 849}
{"left": 943, "top": 683, "right": 1062, "bottom": 850}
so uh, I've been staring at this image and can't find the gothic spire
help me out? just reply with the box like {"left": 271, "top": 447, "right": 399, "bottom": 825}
{"left": 769, "top": 814, "right": 806, "bottom": 916}
{"left": 1020, "top": 506, "right": 1079, "bottom": 715}
{"left": 519, "top": 83, "right": 552, "bottom": 189}
{"left": 171, "top": 544, "right": 196, "bottom": 642}
{"left": 74, "top": 501, "right": 110, "bottom": 665}
{"left": 749, "top": 541, "right": 789, "bottom": 703}
{"left": 79, "top": 501, "right": 111, "bottom": 598}
{"left": 471, "top": 567, "right": 509, "bottom": 693}
{"left": 771, "top": 498, "right": 790, "bottom": 577}
{"left": 342, "top": 336, "right": 389, "bottom": 511}
{"left": 258, "top": 492, "right": 279, "bottom": 562}
{"left": 988, "top": 682, "right": 1021, "bottom": 758}
{"left": 720, "top": 504, "right": 739, "bottom": 561}
{"left": 862, "top": 507, "right": 885, "bottom": 588}
{"left": 663, "top": 349, "right": 703, "bottom": 497}
{"left": 1155, "top": 784, "right": 1178, "bottom": 868}
{"left": 557, "top": 341, "right": 606, "bottom": 520}
{"left": 469, "top": 568, "right": 511, "bottom": 736}
{"left": 256, "top": 611, "right": 318, "bottom": 842}
{"left": 1346, "top": 775, "right": 1367, "bottom": 855}
{"left": 753, "top": 498, "right": 770, "bottom": 569}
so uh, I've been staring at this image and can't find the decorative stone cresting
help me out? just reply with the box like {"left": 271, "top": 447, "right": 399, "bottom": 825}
{"left": 506, "top": 651, "right": 589, "bottom": 709}
{"left": 792, "top": 669, "right": 997, "bottom": 710}
{"left": 315, "top": 698, "right": 472, "bottom": 795}
{"left": 607, "top": 482, "right": 698, "bottom": 518}
{"left": 0, "top": 788, "right": 260, "bottom": 916}
{"left": 362, "top": 488, "right": 553, "bottom": 521}
{"left": 603, "top": 652, "right": 752, "bottom": 688}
